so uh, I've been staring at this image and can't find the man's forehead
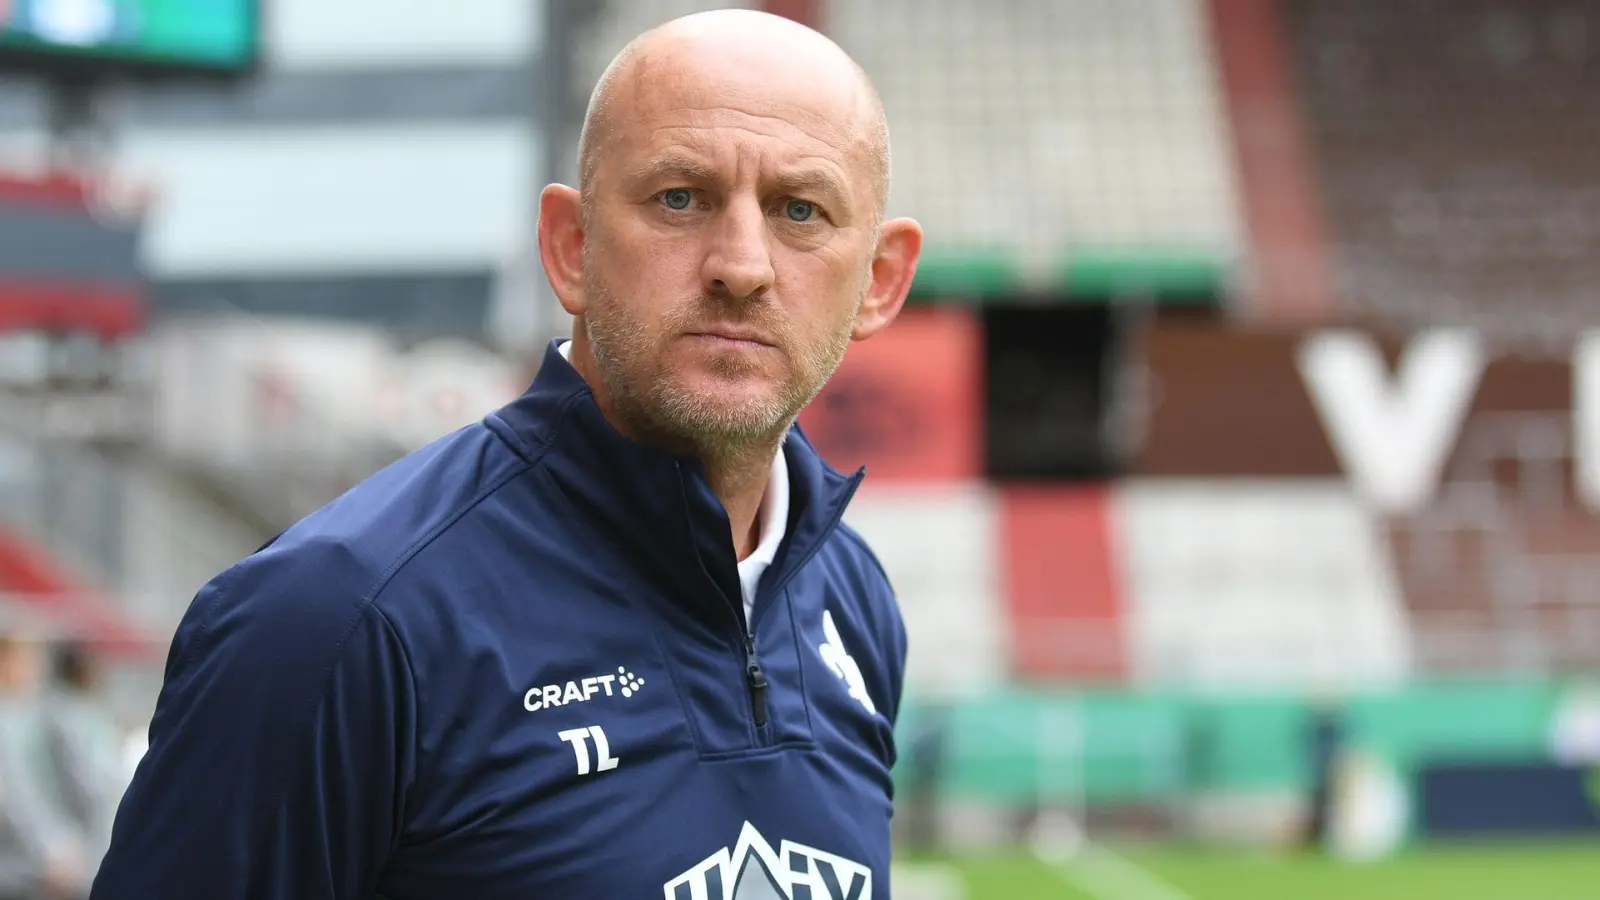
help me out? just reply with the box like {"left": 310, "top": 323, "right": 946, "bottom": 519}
{"left": 628, "top": 115, "right": 849, "bottom": 168}
{"left": 633, "top": 75, "right": 859, "bottom": 142}
{"left": 614, "top": 89, "right": 874, "bottom": 189}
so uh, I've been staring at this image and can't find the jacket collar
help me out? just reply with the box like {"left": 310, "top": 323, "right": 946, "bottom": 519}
{"left": 488, "top": 340, "right": 865, "bottom": 620}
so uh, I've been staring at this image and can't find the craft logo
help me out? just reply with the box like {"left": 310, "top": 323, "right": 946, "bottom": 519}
{"left": 663, "top": 821, "right": 871, "bottom": 900}
{"left": 523, "top": 667, "right": 644, "bottom": 712}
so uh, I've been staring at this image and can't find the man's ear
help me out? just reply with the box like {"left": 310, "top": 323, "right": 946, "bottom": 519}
{"left": 538, "top": 184, "right": 587, "bottom": 316}
{"left": 852, "top": 217, "right": 924, "bottom": 341}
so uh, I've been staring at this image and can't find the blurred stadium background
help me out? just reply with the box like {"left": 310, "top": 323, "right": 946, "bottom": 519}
{"left": 4, "top": 0, "right": 1600, "bottom": 896}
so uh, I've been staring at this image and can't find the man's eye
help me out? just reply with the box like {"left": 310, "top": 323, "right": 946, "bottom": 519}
{"left": 661, "top": 189, "right": 694, "bottom": 210}
{"left": 784, "top": 199, "right": 817, "bottom": 222}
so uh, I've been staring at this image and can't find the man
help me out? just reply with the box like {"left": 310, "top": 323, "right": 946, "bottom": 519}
{"left": 43, "top": 643, "right": 125, "bottom": 888}
{"left": 0, "top": 631, "right": 87, "bottom": 900}
{"left": 90, "top": 8, "right": 923, "bottom": 899}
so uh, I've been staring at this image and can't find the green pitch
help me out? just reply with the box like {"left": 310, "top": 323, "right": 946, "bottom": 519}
{"left": 896, "top": 842, "right": 1600, "bottom": 900}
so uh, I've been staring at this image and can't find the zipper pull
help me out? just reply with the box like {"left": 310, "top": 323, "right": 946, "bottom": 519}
{"left": 744, "top": 635, "right": 769, "bottom": 728}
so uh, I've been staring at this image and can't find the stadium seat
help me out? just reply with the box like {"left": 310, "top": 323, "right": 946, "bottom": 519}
{"left": 1113, "top": 479, "right": 1413, "bottom": 691}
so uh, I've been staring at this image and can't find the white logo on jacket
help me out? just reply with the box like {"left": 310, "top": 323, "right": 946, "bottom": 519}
{"left": 663, "top": 821, "right": 871, "bottom": 899}
{"left": 523, "top": 667, "right": 644, "bottom": 712}
{"left": 818, "top": 610, "right": 876, "bottom": 716}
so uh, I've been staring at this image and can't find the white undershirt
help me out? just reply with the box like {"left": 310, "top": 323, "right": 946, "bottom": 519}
{"left": 556, "top": 341, "right": 788, "bottom": 622}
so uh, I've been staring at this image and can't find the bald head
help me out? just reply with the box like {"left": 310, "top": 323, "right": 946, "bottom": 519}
{"left": 577, "top": 9, "right": 891, "bottom": 224}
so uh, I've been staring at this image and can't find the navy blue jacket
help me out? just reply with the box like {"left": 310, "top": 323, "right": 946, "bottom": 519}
{"left": 91, "top": 341, "right": 907, "bottom": 899}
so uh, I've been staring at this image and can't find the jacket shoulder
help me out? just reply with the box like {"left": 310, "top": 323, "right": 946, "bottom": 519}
{"left": 832, "top": 522, "right": 892, "bottom": 585}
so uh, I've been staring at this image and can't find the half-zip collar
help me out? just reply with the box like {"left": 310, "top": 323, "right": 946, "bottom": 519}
{"left": 488, "top": 339, "right": 865, "bottom": 624}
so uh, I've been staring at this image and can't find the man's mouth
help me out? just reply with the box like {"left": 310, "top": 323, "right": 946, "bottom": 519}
{"left": 689, "top": 326, "right": 774, "bottom": 348}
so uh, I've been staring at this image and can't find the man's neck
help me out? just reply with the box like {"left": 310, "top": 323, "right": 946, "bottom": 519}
{"left": 563, "top": 333, "right": 778, "bottom": 560}
{"left": 704, "top": 443, "right": 780, "bottom": 561}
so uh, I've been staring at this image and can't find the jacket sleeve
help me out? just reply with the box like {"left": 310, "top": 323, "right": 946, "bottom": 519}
{"left": 885, "top": 598, "right": 908, "bottom": 728}
{"left": 89, "top": 551, "right": 418, "bottom": 900}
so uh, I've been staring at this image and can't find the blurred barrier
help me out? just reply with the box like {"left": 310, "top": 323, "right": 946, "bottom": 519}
{"left": 895, "top": 671, "right": 1600, "bottom": 848}
{"left": 1415, "top": 761, "right": 1600, "bottom": 839}
{"left": 148, "top": 311, "right": 525, "bottom": 530}
{"left": 0, "top": 427, "right": 263, "bottom": 628}
{"left": 150, "top": 314, "right": 398, "bottom": 526}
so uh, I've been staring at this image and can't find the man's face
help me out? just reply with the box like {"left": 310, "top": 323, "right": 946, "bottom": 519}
{"left": 578, "top": 54, "right": 880, "bottom": 454}
{"left": 0, "top": 641, "right": 42, "bottom": 694}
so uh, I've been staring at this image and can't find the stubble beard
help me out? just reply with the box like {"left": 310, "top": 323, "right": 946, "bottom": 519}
{"left": 583, "top": 271, "right": 858, "bottom": 468}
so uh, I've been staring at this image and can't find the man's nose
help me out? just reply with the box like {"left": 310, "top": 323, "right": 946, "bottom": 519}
{"left": 701, "top": 198, "right": 775, "bottom": 300}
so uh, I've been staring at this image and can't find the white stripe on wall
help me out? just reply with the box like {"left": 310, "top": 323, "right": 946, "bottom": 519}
{"left": 108, "top": 123, "right": 537, "bottom": 276}
{"left": 844, "top": 483, "right": 1009, "bottom": 698}
{"left": 268, "top": 0, "right": 543, "bottom": 70}
{"left": 1113, "top": 479, "right": 1413, "bottom": 691}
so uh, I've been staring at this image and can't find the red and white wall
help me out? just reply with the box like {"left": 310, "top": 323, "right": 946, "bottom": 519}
{"left": 822, "top": 310, "right": 1600, "bottom": 699}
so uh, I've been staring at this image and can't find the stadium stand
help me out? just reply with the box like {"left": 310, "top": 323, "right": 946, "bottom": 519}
{"left": 1288, "top": 0, "right": 1600, "bottom": 356}
{"left": 829, "top": 0, "right": 1243, "bottom": 288}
